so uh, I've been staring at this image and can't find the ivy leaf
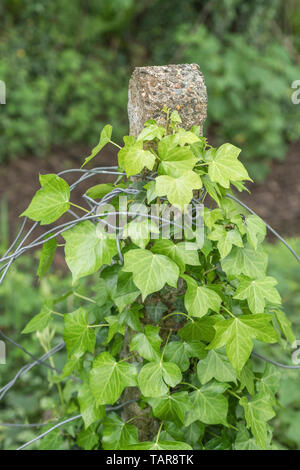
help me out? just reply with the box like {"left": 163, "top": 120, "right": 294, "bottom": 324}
{"left": 86, "top": 183, "right": 115, "bottom": 200}
{"left": 185, "top": 386, "right": 228, "bottom": 426}
{"left": 245, "top": 215, "right": 266, "bottom": 250}
{"left": 113, "top": 271, "right": 140, "bottom": 313}
{"left": 123, "top": 249, "right": 179, "bottom": 300}
{"left": 64, "top": 308, "right": 96, "bottom": 357}
{"left": 82, "top": 124, "right": 112, "bottom": 167}
{"left": 178, "top": 316, "right": 221, "bottom": 342}
{"left": 240, "top": 391, "right": 275, "bottom": 449}
{"left": 89, "top": 352, "right": 137, "bottom": 405}
{"left": 137, "top": 124, "right": 165, "bottom": 142}
{"left": 21, "top": 174, "right": 70, "bottom": 225}
{"left": 239, "top": 361, "right": 255, "bottom": 395}
{"left": 208, "top": 314, "right": 277, "bottom": 373}
{"left": 184, "top": 275, "right": 222, "bottom": 318}
{"left": 273, "top": 308, "right": 295, "bottom": 344}
{"left": 158, "top": 146, "right": 198, "bottom": 178}
{"left": 138, "top": 361, "right": 182, "bottom": 397}
{"left": 234, "top": 276, "right": 281, "bottom": 313}
{"left": 164, "top": 339, "right": 206, "bottom": 372}
{"left": 256, "top": 364, "right": 281, "bottom": 398}
{"left": 130, "top": 325, "right": 162, "bottom": 361}
{"left": 208, "top": 143, "right": 251, "bottom": 188}
{"left": 102, "top": 412, "right": 138, "bottom": 450}
{"left": 62, "top": 221, "right": 117, "bottom": 283}
{"left": 145, "top": 302, "right": 168, "bottom": 323}
{"left": 39, "top": 427, "right": 63, "bottom": 450}
{"left": 197, "top": 350, "right": 237, "bottom": 384}
{"left": 103, "top": 315, "right": 125, "bottom": 345}
{"left": 147, "top": 392, "right": 192, "bottom": 425}
{"left": 122, "top": 218, "right": 159, "bottom": 249}
{"left": 208, "top": 225, "right": 243, "bottom": 259}
{"left": 234, "top": 425, "right": 260, "bottom": 450}
{"left": 155, "top": 171, "right": 202, "bottom": 211}
{"left": 78, "top": 383, "right": 105, "bottom": 429}
{"left": 22, "top": 301, "right": 53, "bottom": 334}
{"left": 76, "top": 427, "right": 99, "bottom": 450}
{"left": 151, "top": 239, "right": 200, "bottom": 274}
{"left": 37, "top": 236, "right": 57, "bottom": 278}
{"left": 120, "top": 303, "right": 143, "bottom": 332}
{"left": 221, "top": 244, "right": 268, "bottom": 279}
{"left": 118, "top": 140, "right": 156, "bottom": 177}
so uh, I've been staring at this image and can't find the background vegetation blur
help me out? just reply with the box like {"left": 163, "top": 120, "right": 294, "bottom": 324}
{"left": 1, "top": 0, "right": 300, "bottom": 449}
{"left": 0, "top": 0, "right": 299, "bottom": 179}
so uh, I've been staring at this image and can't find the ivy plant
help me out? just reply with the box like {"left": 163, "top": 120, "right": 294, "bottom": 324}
{"left": 21, "top": 109, "right": 295, "bottom": 450}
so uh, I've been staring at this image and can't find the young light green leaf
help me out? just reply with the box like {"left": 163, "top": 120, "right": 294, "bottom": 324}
{"left": 151, "top": 239, "right": 200, "bottom": 274}
{"left": 273, "top": 308, "right": 295, "bottom": 344}
{"left": 221, "top": 244, "right": 268, "bottom": 279}
{"left": 208, "top": 143, "right": 251, "bottom": 188}
{"left": 158, "top": 146, "right": 198, "bottom": 178}
{"left": 64, "top": 308, "right": 96, "bottom": 357}
{"left": 245, "top": 215, "right": 266, "bottom": 250}
{"left": 82, "top": 124, "right": 112, "bottom": 167}
{"left": 123, "top": 248, "right": 179, "bottom": 300}
{"left": 89, "top": 352, "right": 137, "bottom": 405}
{"left": 155, "top": 171, "right": 202, "bottom": 211}
{"left": 234, "top": 276, "right": 281, "bottom": 313}
{"left": 103, "top": 315, "right": 125, "bottom": 345}
{"left": 22, "top": 301, "right": 54, "bottom": 334}
{"left": 122, "top": 218, "right": 159, "bottom": 249}
{"left": 137, "top": 124, "right": 165, "bottom": 142}
{"left": 240, "top": 391, "right": 275, "bottom": 449}
{"left": 37, "top": 237, "right": 57, "bottom": 278}
{"left": 197, "top": 350, "right": 237, "bottom": 384}
{"left": 102, "top": 412, "right": 138, "bottom": 450}
{"left": 62, "top": 221, "right": 117, "bottom": 283}
{"left": 21, "top": 174, "right": 70, "bottom": 225}
{"left": 138, "top": 361, "right": 182, "bottom": 397}
{"left": 184, "top": 276, "right": 222, "bottom": 318}
{"left": 208, "top": 225, "right": 243, "bottom": 259}
{"left": 118, "top": 140, "right": 156, "bottom": 177}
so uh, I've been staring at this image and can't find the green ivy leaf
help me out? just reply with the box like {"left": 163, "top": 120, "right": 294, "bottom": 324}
{"left": 184, "top": 276, "right": 222, "bottom": 318}
{"left": 151, "top": 240, "right": 200, "bottom": 274}
{"left": 113, "top": 271, "right": 140, "bottom": 313}
{"left": 130, "top": 325, "right": 162, "bottom": 361}
{"left": 89, "top": 352, "right": 137, "bottom": 405}
{"left": 62, "top": 221, "right": 117, "bottom": 283}
{"left": 240, "top": 391, "right": 275, "bottom": 449}
{"left": 155, "top": 171, "right": 202, "bottom": 211}
{"left": 208, "top": 225, "right": 243, "bottom": 259}
{"left": 102, "top": 412, "right": 138, "bottom": 450}
{"left": 118, "top": 140, "right": 156, "bottom": 177}
{"left": 21, "top": 174, "right": 70, "bottom": 225}
{"left": 22, "top": 301, "right": 53, "bottom": 334}
{"left": 197, "top": 350, "right": 237, "bottom": 384}
{"left": 178, "top": 316, "right": 221, "bottom": 342}
{"left": 234, "top": 276, "right": 281, "bottom": 313}
{"left": 122, "top": 218, "right": 159, "bottom": 249}
{"left": 158, "top": 145, "right": 198, "bottom": 178}
{"left": 245, "top": 215, "right": 266, "bottom": 250}
{"left": 103, "top": 315, "right": 125, "bottom": 345}
{"left": 145, "top": 302, "right": 168, "bottom": 323}
{"left": 82, "top": 124, "right": 112, "bottom": 167}
{"left": 147, "top": 391, "right": 192, "bottom": 425}
{"left": 221, "top": 244, "right": 268, "bottom": 279}
{"left": 138, "top": 361, "right": 182, "bottom": 397}
{"left": 164, "top": 339, "right": 206, "bottom": 372}
{"left": 64, "top": 308, "right": 96, "bottom": 357}
{"left": 185, "top": 385, "right": 228, "bottom": 426}
{"left": 123, "top": 248, "right": 179, "bottom": 300}
{"left": 256, "top": 364, "right": 281, "bottom": 398}
{"left": 137, "top": 124, "right": 165, "bottom": 142}
{"left": 208, "top": 143, "right": 251, "bottom": 188}
{"left": 273, "top": 308, "right": 295, "bottom": 344}
{"left": 78, "top": 383, "right": 105, "bottom": 429}
{"left": 76, "top": 426, "right": 99, "bottom": 450}
{"left": 37, "top": 236, "right": 57, "bottom": 278}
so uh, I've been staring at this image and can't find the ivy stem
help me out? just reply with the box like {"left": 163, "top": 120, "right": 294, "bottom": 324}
{"left": 196, "top": 163, "right": 209, "bottom": 167}
{"left": 160, "top": 311, "right": 193, "bottom": 323}
{"left": 70, "top": 202, "right": 90, "bottom": 214}
{"left": 181, "top": 382, "right": 199, "bottom": 391}
{"left": 160, "top": 330, "right": 172, "bottom": 363}
{"left": 73, "top": 292, "right": 96, "bottom": 304}
{"left": 109, "top": 140, "right": 122, "bottom": 150}
{"left": 155, "top": 422, "right": 164, "bottom": 445}
{"left": 119, "top": 354, "right": 135, "bottom": 363}
{"left": 221, "top": 305, "right": 235, "bottom": 318}
{"left": 51, "top": 310, "right": 64, "bottom": 318}
{"left": 87, "top": 324, "right": 107, "bottom": 329}
{"left": 228, "top": 389, "right": 241, "bottom": 400}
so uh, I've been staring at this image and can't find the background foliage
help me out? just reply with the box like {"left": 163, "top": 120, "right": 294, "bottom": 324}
{"left": 0, "top": 0, "right": 299, "bottom": 179}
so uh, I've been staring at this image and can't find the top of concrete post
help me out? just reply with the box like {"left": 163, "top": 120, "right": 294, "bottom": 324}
{"left": 128, "top": 64, "right": 207, "bottom": 138}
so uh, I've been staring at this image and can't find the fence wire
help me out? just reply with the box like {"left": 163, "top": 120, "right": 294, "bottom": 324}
{"left": 0, "top": 165, "right": 299, "bottom": 449}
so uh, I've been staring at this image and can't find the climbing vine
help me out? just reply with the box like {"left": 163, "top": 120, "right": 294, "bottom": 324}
{"left": 20, "top": 109, "right": 295, "bottom": 450}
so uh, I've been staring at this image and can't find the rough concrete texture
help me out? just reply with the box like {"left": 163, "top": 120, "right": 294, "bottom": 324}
{"left": 128, "top": 64, "right": 207, "bottom": 137}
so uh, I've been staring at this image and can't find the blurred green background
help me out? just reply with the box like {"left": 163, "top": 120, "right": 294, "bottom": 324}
{"left": 0, "top": 0, "right": 300, "bottom": 450}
